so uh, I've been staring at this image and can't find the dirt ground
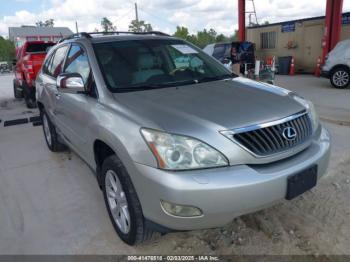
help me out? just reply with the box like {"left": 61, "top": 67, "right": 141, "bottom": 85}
{"left": 0, "top": 73, "right": 349, "bottom": 255}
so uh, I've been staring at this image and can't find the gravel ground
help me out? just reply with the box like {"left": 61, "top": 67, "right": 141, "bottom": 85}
{"left": 0, "top": 73, "right": 349, "bottom": 255}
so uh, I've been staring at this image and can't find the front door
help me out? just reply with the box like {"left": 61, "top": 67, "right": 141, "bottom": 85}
{"left": 55, "top": 44, "right": 97, "bottom": 162}
{"left": 303, "top": 25, "right": 323, "bottom": 73}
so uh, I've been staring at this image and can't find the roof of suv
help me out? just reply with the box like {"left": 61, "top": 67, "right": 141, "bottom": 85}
{"left": 59, "top": 31, "right": 176, "bottom": 44}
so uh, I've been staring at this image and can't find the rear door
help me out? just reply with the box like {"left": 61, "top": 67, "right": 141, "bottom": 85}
{"left": 37, "top": 45, "right": 69, "bottom": 124}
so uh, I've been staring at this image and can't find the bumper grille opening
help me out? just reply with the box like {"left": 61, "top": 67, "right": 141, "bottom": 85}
{"left": 233, "top": 113, "right": 312, "bottom": 156}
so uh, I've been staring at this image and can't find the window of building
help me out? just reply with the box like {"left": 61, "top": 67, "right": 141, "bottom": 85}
{"left": 260, "top": 31, "right": 276, "bottom": 49}
{"left": 26, "top": 36, "right": 39, "bottom": 41}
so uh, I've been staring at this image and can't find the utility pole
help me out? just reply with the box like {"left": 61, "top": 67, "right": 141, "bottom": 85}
{"left": 75, "top": 21, "right": 79, "bottom": 33}
{"left": 135, "top": 2, "right": 140, "bottom": 32}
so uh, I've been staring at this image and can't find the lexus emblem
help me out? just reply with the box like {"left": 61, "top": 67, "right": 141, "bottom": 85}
{"left": 282, "top": 127, "right": 297, "bottom": 141}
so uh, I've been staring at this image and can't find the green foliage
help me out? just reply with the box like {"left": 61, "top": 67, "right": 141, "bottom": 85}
{"left": 36, "top": 19, "right": 55, "bottom": 27}
{"left": 101, "top": 17, "right": 116, "bottom": 32}
{"left": 0, "top": 37, "right": 15, "bottom": 62}
{"left": 173, "top": 26, "right": 238, "bottom": 48}
{"left": 128, "top": 20, "right": 153, "bottom": 32}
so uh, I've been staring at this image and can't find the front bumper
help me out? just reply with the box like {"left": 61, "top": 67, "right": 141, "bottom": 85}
{"left": 132, "top": 127, "right": 331, "bottom": 231}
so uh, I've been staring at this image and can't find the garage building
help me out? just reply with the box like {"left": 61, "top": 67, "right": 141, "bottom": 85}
{"left": 247, "top": 12, "right": 350, "bottom": 73}
{"left": 9, "top": 26, "right": 73, "bottom": 48}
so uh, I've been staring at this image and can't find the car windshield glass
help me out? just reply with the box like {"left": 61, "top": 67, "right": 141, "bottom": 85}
{"left": 93, "top": 39, "right": 235, "bottom": 92}
{"left": 26, "top": 43, "right": 56, "bottom": 53}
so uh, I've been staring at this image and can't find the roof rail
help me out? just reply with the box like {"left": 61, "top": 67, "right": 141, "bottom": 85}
{"left": 57, "top": 32, "right": 92, "bottom": 43}
{"left": 87, "top": 31, "right": 170, "bottom": 37}
{"left": 57, "top": 31, "right": 171, "bottom": 43}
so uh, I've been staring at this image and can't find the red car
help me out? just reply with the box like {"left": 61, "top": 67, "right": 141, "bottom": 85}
{"left": 13, "top": 41, "right": 56, "bottom": 108}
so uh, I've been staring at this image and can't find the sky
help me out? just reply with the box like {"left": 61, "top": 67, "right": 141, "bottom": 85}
{"left": 1, "top": 0, "right": 350, "bottom": 37}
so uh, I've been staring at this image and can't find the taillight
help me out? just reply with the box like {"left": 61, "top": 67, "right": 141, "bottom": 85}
{"left": 26, "top": 60, "right": 34, "bottom": 74}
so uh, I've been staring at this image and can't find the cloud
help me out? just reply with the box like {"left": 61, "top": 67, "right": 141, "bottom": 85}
{"left": 1, "top": 0, "right": 350, "bottom": 37}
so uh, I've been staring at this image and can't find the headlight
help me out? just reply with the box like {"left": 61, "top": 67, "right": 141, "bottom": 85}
{"left": 292, "top": 94, "right": 319, "bottom": 131}
{"left": 141, "top": 128, "right": 228, "bottom": 170}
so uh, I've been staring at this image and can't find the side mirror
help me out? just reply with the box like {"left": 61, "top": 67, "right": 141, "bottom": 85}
{"left": 56, "top": 73, "right": 85, "bottom": 94}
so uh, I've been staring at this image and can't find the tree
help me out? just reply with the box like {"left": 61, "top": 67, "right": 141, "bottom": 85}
{"left": 174, "top": 26, "right": 190, "bottom": 40}
{"left": 101, "top": 17, "right": 116, "bottom": 32}
{"left": 0, "top": 37, "right": 15, "bottom": 62}
{"left": 173, "top": 26, "right": 238, "bottom": 48}
{"left": 128, "top": 20, "right": 153, "bottom": 32}
{"left": 36, "top": 19, "right": 54, "bottom": 27}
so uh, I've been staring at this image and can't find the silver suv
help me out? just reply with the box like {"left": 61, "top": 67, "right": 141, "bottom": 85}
{"left": 36, "top": 32, "right": 331, "bottom": 245}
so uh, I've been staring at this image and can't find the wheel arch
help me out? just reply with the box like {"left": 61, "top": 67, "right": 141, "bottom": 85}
{"left": 330, "top": 64, "right": 350, "bottom": 74}
{"left": 93, "top": 139, "right": 117, "bottom": 187}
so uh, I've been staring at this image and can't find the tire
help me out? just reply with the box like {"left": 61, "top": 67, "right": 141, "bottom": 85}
{"left": 23, "top": 82, "right": 37, "bottom": 108}
{"left": 330, "top": 67, "right": 350, "bottom": 89}
{"left": 13, "top": 79, "right": 23, "bottom": 98}
{"left": 41, "top": 109, "right": 66, "bottom": 152}
{"left": 101, "top": 155, "right": 154, "bottom": 245}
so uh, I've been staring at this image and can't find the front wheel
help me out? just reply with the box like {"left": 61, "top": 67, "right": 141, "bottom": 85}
{"left": 330, "top": 67, "right": 350, "bottom": 89}
{"left": 101, "top": 155, "right": 154, "bottom": 245}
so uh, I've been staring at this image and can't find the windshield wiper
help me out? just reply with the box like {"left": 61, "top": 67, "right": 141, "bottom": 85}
{"left": 197, "top": 73, "right": 237, "bottom": 83}
{"left": 115, "top": 80, "right": 198, "bottom": 92}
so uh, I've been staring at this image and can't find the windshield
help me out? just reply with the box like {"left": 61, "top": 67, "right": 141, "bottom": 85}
{"left": 93, "top": 39, "right": 235, "bottom": 92}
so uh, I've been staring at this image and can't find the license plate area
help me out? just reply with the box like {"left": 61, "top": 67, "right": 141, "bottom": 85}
{"left": 286, "top": 165, "right": 318, "bottom": 200}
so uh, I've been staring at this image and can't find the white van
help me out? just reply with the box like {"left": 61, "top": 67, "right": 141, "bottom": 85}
{"left": 322, "top": 39, "right": 350, "bottom": 89}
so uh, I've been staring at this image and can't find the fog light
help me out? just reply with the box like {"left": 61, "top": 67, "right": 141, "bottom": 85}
{"left": 160, "top": 200, "right": 203, "bottom": 217}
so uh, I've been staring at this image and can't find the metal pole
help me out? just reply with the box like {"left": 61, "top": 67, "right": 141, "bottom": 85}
{"left": 135, "top": 2, "right": 140, "bottom": 32}
{"left": 238, "top": 0, "right": 246, "bottom": 41}
{"left": 322, "top": 0, "right": 343, "bottom": 63}
{"left": 75, "top": 21, "right": 79, "bottom": 33}
{"left": 330, "top": 0, "right": 343, "bottom": 50}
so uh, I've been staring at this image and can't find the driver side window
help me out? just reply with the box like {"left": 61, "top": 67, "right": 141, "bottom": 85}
{"left": 64, "top": 44, "right": 91, "bottom": 84}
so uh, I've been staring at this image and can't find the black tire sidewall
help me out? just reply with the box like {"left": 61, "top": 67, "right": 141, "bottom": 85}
{"left": 13, "top": 80, "right": 22, "bottom": 98}
{"left": 331, "top": 68, "right": 350, "bottom": 89}
{"left": 101, "top": 156, "right": 144, "bottom": 245}
{"left": 23, "top": 82, "right": 37, "bottom": 108}
{"left": 41, "top": 110, "right": 63, "bottom": 152}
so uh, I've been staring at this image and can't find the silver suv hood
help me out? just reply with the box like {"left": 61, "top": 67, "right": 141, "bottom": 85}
{"left": 113, "top": 77, "right": 305, "bottom": 133}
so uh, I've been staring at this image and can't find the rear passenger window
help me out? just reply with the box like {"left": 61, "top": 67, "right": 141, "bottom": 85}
{"left": 212, "top": 45, "right": 225, "bottom": 60}
{"left": 47, "top": 45, "right": 69, "bottom": 78}
{"left": 42, "top": 53, "right": 54, "bottom": 75}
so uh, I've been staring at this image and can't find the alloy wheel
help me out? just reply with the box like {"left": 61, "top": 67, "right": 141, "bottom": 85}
{"left": 105, "top": 170, "right": 131, "bottom": 234}
{"left": 43, "top": 114, "right": 52, "bottom": 146}
{"left": 333, "top": 70, "right": 349, "bottom": 87}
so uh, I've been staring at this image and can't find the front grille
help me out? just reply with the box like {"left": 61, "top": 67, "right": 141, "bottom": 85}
{"left": 232, "top": 113, "right": 312, "bottom": 156}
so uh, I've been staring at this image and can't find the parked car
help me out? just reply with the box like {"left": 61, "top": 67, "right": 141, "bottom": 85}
{"left": 203, "top": 41, "right": 255, "bottom": 73}
{"left": 13, "top": 41, "right": 56, "bottom": 108}
{"left": 36, "top": 32, "right": 330, "bottom": 246}
{"left": 0, "top": 62, "right": 11, "bottom": 73}
{"left": 322, "top": 39, "right": 350, "bottom": 89}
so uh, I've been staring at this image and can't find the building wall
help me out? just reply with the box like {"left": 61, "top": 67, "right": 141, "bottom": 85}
{"left": 247, "top": 17, "right": 350, "bottom": 73}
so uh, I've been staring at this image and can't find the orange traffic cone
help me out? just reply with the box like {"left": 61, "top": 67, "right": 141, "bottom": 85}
{"left": 289, "top": 56, "right": 295, "bottom": 75}
{"left": 315, "top": 57, "right": 321, "bottom": 77}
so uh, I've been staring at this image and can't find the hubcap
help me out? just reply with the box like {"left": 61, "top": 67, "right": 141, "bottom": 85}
{"left": 105, "top": 170, "right": 130, "bottom": 234}
{"left": 333, "top": 71, "right": 349, "bottom": 87}
{"left": 43, "top": 114, "right": 52, "bottom": 146}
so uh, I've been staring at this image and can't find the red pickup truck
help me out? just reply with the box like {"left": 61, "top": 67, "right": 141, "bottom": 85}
{"left": 13, "top": 41, "right": 56, "bottom": 108}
